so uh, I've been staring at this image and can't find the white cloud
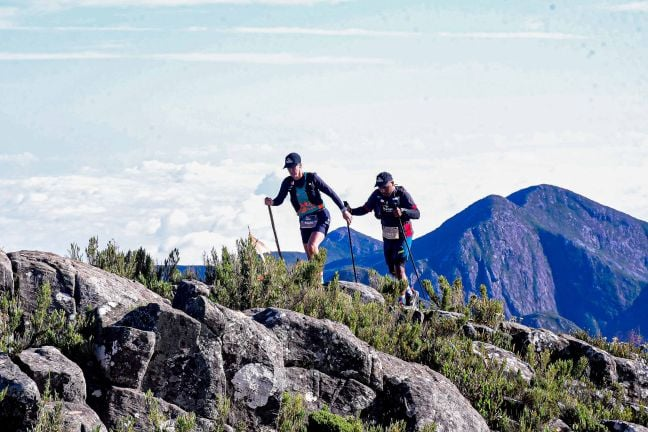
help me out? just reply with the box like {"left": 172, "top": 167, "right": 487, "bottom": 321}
{"left": 233, "top": 27, "right": 417, "bottom": 37}
{"left": 0, "top": 25, "right": 157, "bottom": 31}
{"left": 1, "top": 25, "right": 414, "bottom": 37}
{"left": 28, "top": 0, "right": 353, "bottom": 9}
{"left": 145, "top": 52, "right": 389, "bottom": 64}
{"left": 604, "top": 2, "right": 648, "bottom": 11}
{"left": 435, "top": 31, "right": 587, "bottom": 40}
{"left": 0, "top": 51, "right": 388, "bottom": 64}
{"left": 0, "top": 7, "right": 18, "bottom": 28}
{"left": 0, "top": 160, "right": 276, "bottom": 264}
{"left": 0, "top": 152, "right": 38, "bottom": 165}
{"left": 0, "top": 52, "right": 124, "bottom": 60}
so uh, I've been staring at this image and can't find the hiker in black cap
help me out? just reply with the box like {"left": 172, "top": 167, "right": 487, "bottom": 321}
{"left": 264, "top": 152, "right": 352, "bottom": 262}
{"left": 348, "top": 172, "right": 420, "bottom": 305}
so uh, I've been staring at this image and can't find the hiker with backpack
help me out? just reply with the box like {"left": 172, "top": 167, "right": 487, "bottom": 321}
{"left": 264, "top": 152, "right": 353, "bottom": 262}
{"left": 347, "top": 172, "right": 420, "bottom": 306}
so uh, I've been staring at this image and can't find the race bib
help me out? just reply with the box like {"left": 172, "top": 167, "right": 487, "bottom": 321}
{"left": 382, "top": 225, "right": 400, "bottom": 240}
{"left": 300, "top": 214, "right": 318, "bottom": 229}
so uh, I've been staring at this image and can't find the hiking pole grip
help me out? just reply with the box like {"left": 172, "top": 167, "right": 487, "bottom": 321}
{"left": 267, "top": 205, "right": 283, "bottom": 261}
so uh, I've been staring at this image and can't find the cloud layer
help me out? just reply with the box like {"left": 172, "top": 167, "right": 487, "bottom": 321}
{"left": 0, "top": 51, "right": 388, "bottom": 64}
{"left": 28, "top": 0, "right": 352, "bottom": 8}
{"left": 1, "top": 136, "right": 646, "bottom": 265}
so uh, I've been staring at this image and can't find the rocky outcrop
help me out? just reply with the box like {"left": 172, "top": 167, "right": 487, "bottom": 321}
{"left": 114, "top": 303, "right": 227, "bottom": 420}
{"left": 336, "top": 281, "right": 385, "bottom": 304}
{"left": 613, "top": 356, "right": 648, "bottom": 402}
{"left": 253, "top": 307, "right": 490, "bottom": 432}
{"left": 104, "top": 386, "right": 212, "bottom": 432}
{"left": 8, "top": 251, "right": 78, "bottom": 316}
{"left": 500, "top": 320, "right": 633, "bottom": 389}
{"left": 253, "top": 308, "right": 375, "bottom": 387}
{"left": 507, "top": 325, "right": 570, "bottom": 355}
{"left": 6, "top": 250, "right": 166, "bottom": 327}
{"left": 0, "top": 351, "right": 106, "bottom": 432}
{"left": 373, "top": 351, "right": 490, "bottom": 432}
{"left": 472, "top": 341, "right": 535, "bottom": 383}
{"left": 172, "top": 279, "right": 211, "bottom": 310}
{"left": 17, "top": 346, "right": 86, "bottom": 403}
{"left": 3, "top": 249, "right": 647, "bottom": 431}
{"left": 559, "top": 334, "right": 619, "bottom": 386}
{"left": 0, "top": 354, "right": 41, "bottom": 431}
{"left": 94, "top": 325, "right": 156, "bottom": 389}
{"left": 51, "top": 401, "right": 108, "bottom": 432}
{"left": 0, "top": 250, "right": 13, "bottom": 296}
{"left": 283, "top": 367, "right": 376, "bottom": 415}
{"left": 602, "top": 420, "right": 648, "bottom": 432}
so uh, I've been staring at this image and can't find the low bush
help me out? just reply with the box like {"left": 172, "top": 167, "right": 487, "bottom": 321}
{"left": 0, "top": 282, "right": 91, "bottom": 356}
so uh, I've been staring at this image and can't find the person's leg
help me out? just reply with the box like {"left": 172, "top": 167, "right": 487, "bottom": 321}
{"left": 396, "top": 236, "right": 417, "bottom": 305}
{"left": 305, "top": 231, "right": 326, "bottom": 259}
{"left": 384, "top": 240, "right": 407, "bottom": 303}
{"left": 301, "top": 226, "right": 313, "bottom": 258}
{"left": 305, "top": 209, "right": 330, "bottom": 259}
{"left": 393, "top": 237, "right": 416, "bottom": 305}
{"left": 307, "top": 209, "right": 331, "bottom": 283}
{"left": 384, "top": 240, "right": 398, "bottom": 278}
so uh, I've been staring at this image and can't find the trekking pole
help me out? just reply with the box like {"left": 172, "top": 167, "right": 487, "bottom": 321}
{"left": 346, "top": 223, "right": 358, "bottom": 283}
{"left": 343, "top": 201, "right": 358, "bottom": 283}
{"left": 267, "top": 205, "right": 283, "bottom": 261}
{"left": 397, "top": 216, "right": 440, "bottom": 307}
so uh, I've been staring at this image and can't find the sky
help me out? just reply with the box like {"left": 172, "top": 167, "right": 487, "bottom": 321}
{"left": 0, "top": 0, "right": 646, "bottom": 264}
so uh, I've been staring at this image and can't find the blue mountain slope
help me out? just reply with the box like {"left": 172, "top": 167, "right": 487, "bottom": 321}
{"left": 322, "top": 185, "right": 647, "bottom": 338}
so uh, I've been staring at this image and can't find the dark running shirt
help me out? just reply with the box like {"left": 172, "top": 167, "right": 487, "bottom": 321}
{"left": 272, "top": 172, "right": 346, "bottom": 216}
{"left": 350, "top": 186, "right": 420, "bottom": 237}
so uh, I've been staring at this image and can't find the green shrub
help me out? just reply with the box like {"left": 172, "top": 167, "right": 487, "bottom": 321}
{"left": 468, "top": 284, "right": 504, "bottom": 328}
{"left": 79, "top": 236, "right": 178, "bottom": 300}
{"left": 571, "top": 329, "right": 648, "bottom": 362}
{"left": 276, "top": 393, "right": 308, "bottom": 432}
{"left": 421, "top": 279, "right": 440, "bottom": 308}
{"left": 308, "top": 407, "right": 363, "bottom": 432}
{"left": 30, "top": 381, "right": 64, "bottom": 432}
{"left": 0, "top": 282, "right": 91, "bottom": 356}
{"left": 210, "top": 394, "right": 232, "bottom": 432}
{"left": 439, "top": 276, "right": 465, "bottom": 313}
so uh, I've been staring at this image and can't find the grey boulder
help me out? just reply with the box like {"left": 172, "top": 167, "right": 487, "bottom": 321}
{"left": 115, "top": 302, "right": 227, "bottom": 420}
{"left": 602, "top": 420, "right": 648, "bottom": 432}
{"left": 373, "top": 351, "right": 491, "bottom": 432}
{"left": 0, "top": 353, "right": 41, "bottom": 431}
{"left": 17, "top": 345, "right": 86, "bottom": 403}
{"left": 94, "top": 325, "right": 156, "bottom": 389}
{"left": 337, "top": 281, "right": 385, "bottom": 304}
{"left": 0, "top": 250, "right": 13, "bottom": 296}
{"left": 472, "top": 341, "right": 535, "bottom": 384}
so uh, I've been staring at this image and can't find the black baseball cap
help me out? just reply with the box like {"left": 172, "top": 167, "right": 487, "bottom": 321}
{"left": 283, "top": 152, "right": 301, "bottom": 168}
{"left": 374, "top": 171, "right": 393, "bottom": 187}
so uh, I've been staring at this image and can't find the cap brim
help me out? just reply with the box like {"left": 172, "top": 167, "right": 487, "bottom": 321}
{"left": 284, "top": 163, "right": 298, "bottom": 169}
